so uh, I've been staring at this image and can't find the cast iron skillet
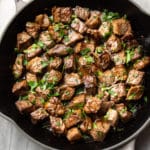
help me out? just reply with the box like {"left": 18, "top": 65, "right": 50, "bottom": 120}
{"left": 0, "top": 0, "right": 150, "bottom": 149}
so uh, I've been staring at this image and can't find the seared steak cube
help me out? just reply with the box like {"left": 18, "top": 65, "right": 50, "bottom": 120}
{"left": 26, "top": 72, "right": 37, "bottom": 83}
{"left": 60, "top": 85, "right": 75, "bottom": 101}
{"left": 15, "top": 100, "right": 32, "bottom": 113}
{"left": 86, "top": 11, "right": 101, "bottom": 29}
{"left": 39, "top": 31, "right": 55, "bottom": 50}
{"left": 112, "top": 18, "right": 132, "bottom": 36}
{"left": 26, "top": 22, "right": 40, "bottom": 38}
{"left": 84, "top": 96, "right": 101, "bottom": 114}
{"left": 26, "top": 57, "right": 45, "bottom": 74}
{"left": 126, "top": 85, "right": 144, "bottom": 100}
{"left": 12, "top": 80, "right": 27, "bottom": 94}
{"left": 74, "top": 6, "right": 90, "bottom": 21}
{"left": 98, "top": 70, "right": 114, "bottom": 86}
{"left": 83, "top": 75, "right": 97, "bottom": 95}
{"left": 115, "top": 103, "right": 132, "bottom": 122}
{"left": 112, "top": 65, "right": 127, "bottom": 83}
{"left": 80, "top": 117, "right": 92, "bottom": 133}
{"left": 68, "top": 94, "right": 85, "bottom": 108}
{"left": 105, "top": 34, "right": 122, "bottom": 53}
{"left": 104, "top": 108, "right": 118, "bottom": 126}
{"left": 50, "top": 116, "right": 65, "bottom": 134}
{"left": 90, "top": 119, "right": 110, "bottom": 142}
{"left": 47, "top": 44, "right": 70, "bottom": 56}
{"left": 63, "top": 30, "right": 83, "bottom": 46}
{"left": 47, "top": 56, "right": 62, "bottom": 70}
{"left": 99, "top": 22, "right": 111, "bottom": 37}
{"left": 112, "top": 51, "right": 126, "bottom": 65}
{"left": 44, "top": 97, "right": 65, "bottom": 116}
{"left": 126, "top": 69, "right": 144, "bottom": 85}
{"left": 86, "top": 28, "right": 101, "bottom": 40}
{"left": 64, "top": 55, "right": 76, "bottom": 71}
{"left": 30, "top": 108, "right": 49, "bottom": 124}
{"left": 12, "top": 54, "right": 24, "bottom": 78}
{"left": 35, "top": 14, "right": 50, "bottom": 29}
{"left": 17, "top": 31, "right": 32, "bottom": 50}
{"left": 71, "top": 18, "right": 87, "bottom": 34}
{"left": 110, "top": 83, "right": 126, "bottom": 102}
{"left": 52, "top": 6, "right": 72, "bottom": 23}
{"left": 64, "top": 109, "right": 82, "bottom": 128}
{"left": 133, "top": 56, "right": 150, "bottom": 70}
{"left": 98, "top": 52, "right": 111, "bottom": 70}
{"left": 42, "top": 69, "right": 62, "bottom": 84}
{"left": 24, "top": 43, "right": 42, "bottom": 59}
{"left": 66, "top": 127, "right": 82, "bottom": 142}
{"left": 64, "top": 73, "right": 82, "bottom": 87}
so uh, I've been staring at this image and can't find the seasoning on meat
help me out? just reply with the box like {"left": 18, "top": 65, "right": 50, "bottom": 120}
{"left": 12, "top": 6, "right": 149, "bottom": 143}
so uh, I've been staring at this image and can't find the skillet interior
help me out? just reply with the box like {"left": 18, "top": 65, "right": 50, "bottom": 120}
{"left": 0, "top": 0, "right": 150, "bottom": 149}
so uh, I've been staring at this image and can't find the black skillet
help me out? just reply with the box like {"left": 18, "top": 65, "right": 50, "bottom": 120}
{"left": 0, "top": 0, "right": 150, "bottom": 149}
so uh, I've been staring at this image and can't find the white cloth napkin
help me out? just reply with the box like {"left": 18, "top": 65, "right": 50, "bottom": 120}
{"left": 0, "top": 0, "right": 16, "bottom": 40}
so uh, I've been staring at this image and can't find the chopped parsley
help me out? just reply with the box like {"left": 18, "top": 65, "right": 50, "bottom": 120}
{"left": 80, "top": 48, "right": 91, "bottom": 56}
{"left": 126, "top": 49, "right": 134, "bottom": 64}
{"left": 66, "top": 47, "right": 74, "bottom": 54}
{"left": 102, "top": 9, "right": 120, "bottom": 22}
{"left": 28, "top": 81, "right": 38, "bottom": 92}
{"left": 84, "top": 55, "right": 95, "bottom": 64}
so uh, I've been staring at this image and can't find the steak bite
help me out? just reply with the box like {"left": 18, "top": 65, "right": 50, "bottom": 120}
{"left": 64, "top": 73, "right": 82, "bottom": 87}
{"left": 66, "top": 127, "right": 82, "bottom": 142}
{"left": 105, "top": 34, "right": 122, "bottom": 53}
{"left": 42, "top": 69, "right": 62, "bottom": 84}
{"left": 98, "top": 70, "right": 114, "bottom": 86}
{"left": 12, "top": 54, "right": 24, "bottom": 78}
{"left": 111, "top": 50, "right": 126, "bottom": 65}
{"left": 104, "top": 108, "right": 118, "bottom": 126}
{"left": 99, "top": 22, "right": 111, "bottom": 37}
{"left": 59, "top": 85, "right": 75, "bottom": 101}
{"left": 17, "top": 31, "right": 32, "bottom": 50}
{"left": 83, "top": 75, "right": 97, "bottom": 95}
{"left": 23, "top": 43, "right": 42, "bottom": 59}
{"left": 86, "top": 28, "right": 101, "bottom": 40}
{"left": 110, "top": 83, "right": 126, "bottom": 102}
{"left": 30, "top": 108, "right": 49, "bottom": 124}
{"left": 126, "top": 85, "right": 144, "bottom": 100}
{"left": 126, "top": 69, "right": 145, "bottom": 85}
{"left": 71, "top": 18, "right": 87, "bottom": 34}
{"left": 12, "top": 80, "right": 28, "bottom": 94}
{"left": 133, "top": 56, "right": 150, "bottom": 70}
{"left": 112, "top": 18, "right": 132, "bottom": 36}
{"left": 64, "top": 109, "right": 82, "bottom": 128}
{"left": 115, "top": 103, "right": 132, "bottom": 122}
{"left": 90, "top": 119, "right": 110, "bottom": 142}
{"left": 63, "top": 55, "right": 76, "bottom": 72}
{"left": 74, "top": 6, "right": 90, "bottom": 21}
{"left": 84, "top": 96, "right": 101, "bottom": 114}
{"left": 35, "top": 14, "right": 50, "bottom": 29}
{"left": 39, "top": 31, "right": 55, "bottom": 50}
{"left": 63, "top": 30, "right": 83, "bottom": 46}
{"left": 97, "top": 52, "right": 111, "bottom": 70}
{"left": 112, "top": 65, "right": 127, "bottom": 83}
{"left": 44, "top": 97, "right": 65, "bottom": 116}
{"left": 68, "top": 94, "right": 85, "bottom": 108}
{"left": 26, "top": 57, "right": 45, "bottom": 74}
{"left": 86, "top": 11, "right": 101, "bottom": 29}
{"left": 50, "top": 116, "right": 65, "bottom": 134}
{"left": 52, "top": 6, "right": 72, "bottom": 23}
{"left": 15, "top": 100, "right": 33, "bottom": 113}
{"left": 80, "top": 117, "right": 92, "bottom": 133}
{"left": 47, "top": 44, "right": 70, "bottom": 56}
{"left": 26, "top": 72, "right": 37, "bottom": 83}
{"left": 26, "top": 22, "right": 40, "bottom": 38}
{"left": 47, "top": 56, "right": 62, "bottom": 70}
{"left": 74, "top": 40, "right": 95, "bottom": 54}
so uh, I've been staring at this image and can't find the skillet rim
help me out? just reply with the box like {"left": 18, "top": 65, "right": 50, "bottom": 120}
{"left": 0, "top": 0, "right": 150, "bottom": 149}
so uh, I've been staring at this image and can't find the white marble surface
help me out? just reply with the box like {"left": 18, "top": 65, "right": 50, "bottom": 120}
{"left": 0, "top": 0, "right": 150, "bottom": 150}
